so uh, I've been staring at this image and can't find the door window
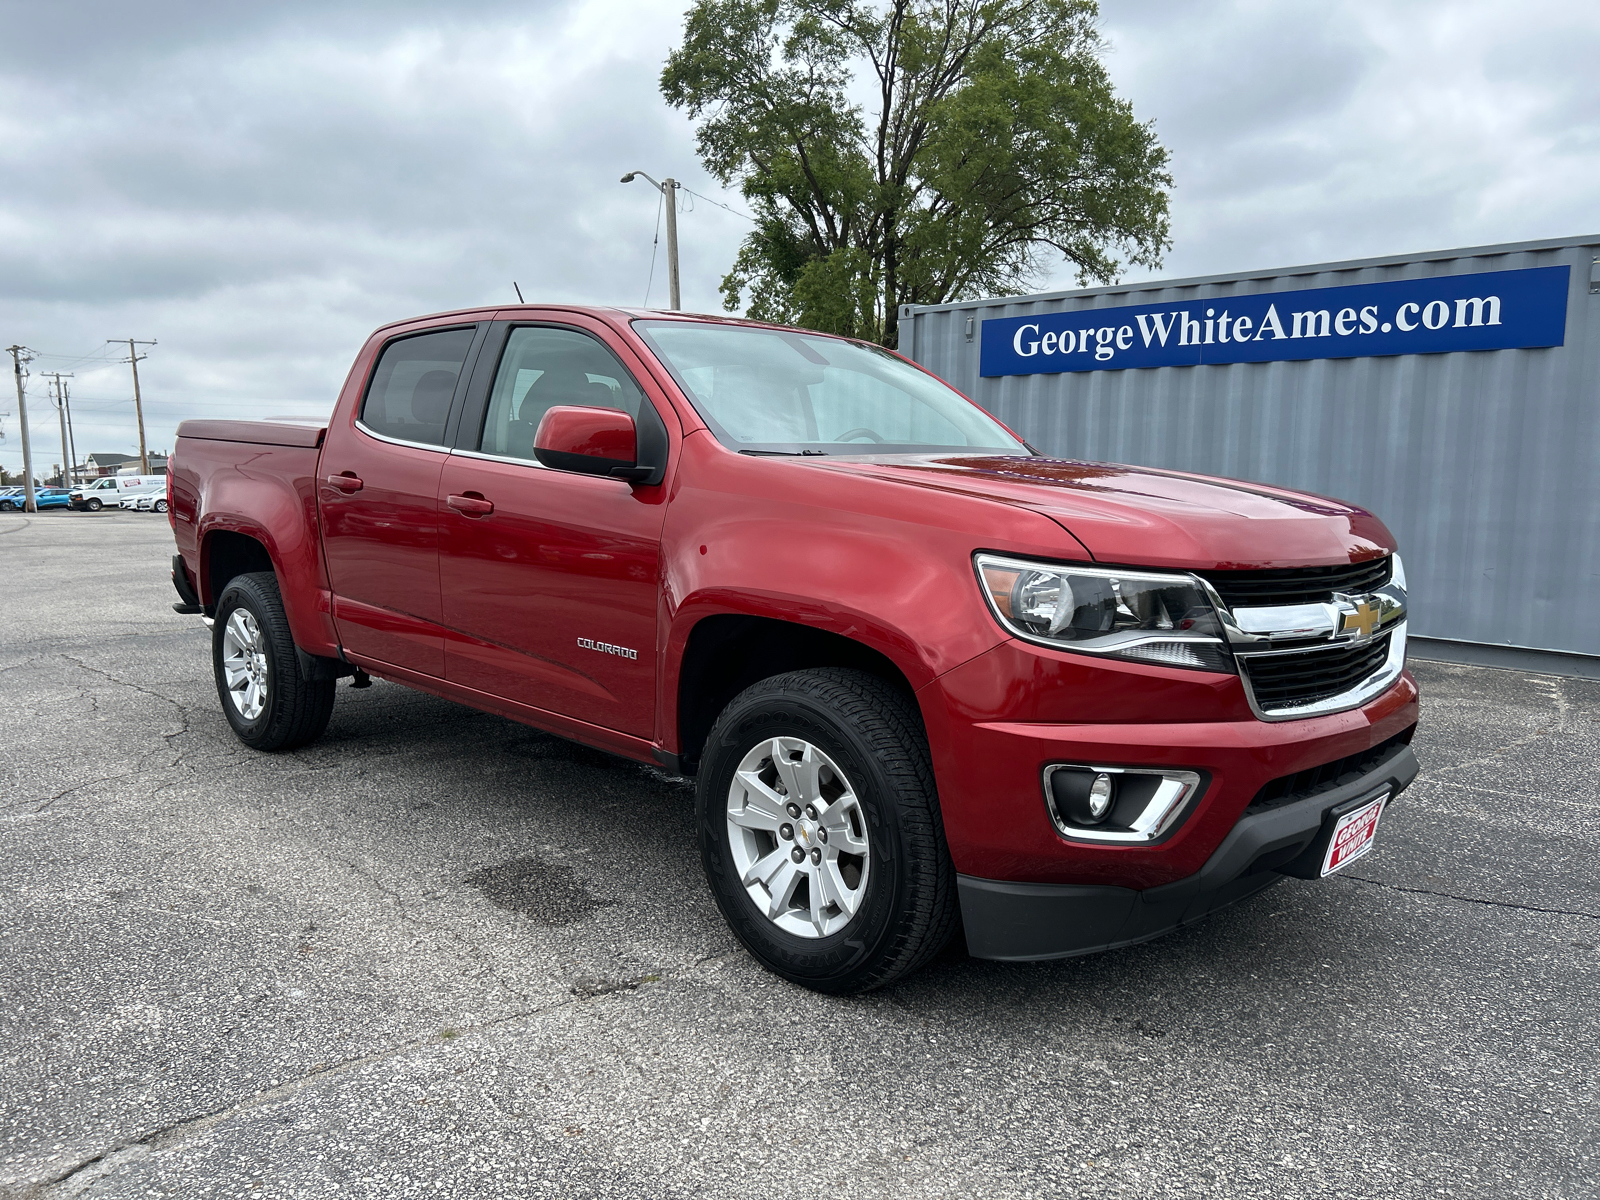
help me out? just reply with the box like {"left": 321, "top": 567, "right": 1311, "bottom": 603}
{"left": 360, "top": 327, "right": 477, "bottom": 447}
{"left": 478, "top": 327, "right": 646, "bottom": 462}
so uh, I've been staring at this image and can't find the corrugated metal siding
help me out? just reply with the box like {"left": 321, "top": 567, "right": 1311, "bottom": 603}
{"left": 903, "top": 235, "right": 1600, "bottom": 658}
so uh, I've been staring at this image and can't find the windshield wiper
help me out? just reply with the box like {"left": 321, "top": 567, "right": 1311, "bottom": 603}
{"left": 739, "top": 448, "right": 830, "bottom": 456}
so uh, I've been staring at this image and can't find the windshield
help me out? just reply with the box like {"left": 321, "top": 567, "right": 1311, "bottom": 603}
{"left": 634, "top": 320, "right": 1026, "bottom": 456}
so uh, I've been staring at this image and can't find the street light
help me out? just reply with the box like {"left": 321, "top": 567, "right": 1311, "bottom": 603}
{"left": 621, "top": 171, "right": 680, "bottom": 310}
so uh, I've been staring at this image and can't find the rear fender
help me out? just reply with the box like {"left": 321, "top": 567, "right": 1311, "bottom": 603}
{"left": 197, "top": 469, "right": 338, "bottom": 658}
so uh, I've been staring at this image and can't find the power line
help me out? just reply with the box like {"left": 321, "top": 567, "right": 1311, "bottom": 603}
{"left": 678, "top": 186, "right": 756, "bottom": 222}
{"left": 643, "top": 185, "right": 665, "bottom": 307}
{"left": 31, "top": 348, "right": 121, "bottom": 370}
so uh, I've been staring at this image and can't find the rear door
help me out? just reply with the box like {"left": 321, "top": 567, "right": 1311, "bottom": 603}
{"left": 318, "top": 324, "right": 484, "bottom": 677}
{"left": 436, "top": 319, "right": 671, "bottom": 738}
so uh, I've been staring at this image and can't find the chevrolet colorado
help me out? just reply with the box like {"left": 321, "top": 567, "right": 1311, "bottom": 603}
{"left": 168, "top": 305, "right": 1419, "bottom": 993}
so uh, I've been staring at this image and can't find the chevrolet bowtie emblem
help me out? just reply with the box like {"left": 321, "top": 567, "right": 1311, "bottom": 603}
{"left": 1341, "top": 600, "right": 1380, "bottom": 639}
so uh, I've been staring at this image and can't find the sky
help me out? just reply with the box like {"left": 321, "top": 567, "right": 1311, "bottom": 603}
{"left": 2, "top": 0, "right": 1597, "bottom": 478}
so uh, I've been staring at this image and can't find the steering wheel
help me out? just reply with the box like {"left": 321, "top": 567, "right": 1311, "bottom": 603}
{"left": 833, "top": 427, "right": 885, "bottom": 443}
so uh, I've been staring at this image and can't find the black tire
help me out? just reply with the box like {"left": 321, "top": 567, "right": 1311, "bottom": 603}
{"left": 212, "top": 571, "right": 335, "bottom": 751}
{"left": 0, "top": 500, "right": 13, "bottom": 512}
{"left": 153, "top": 498, "right": 168, "bottom": 513}
{"left": 697, "top": 668, "right": 958, "bottom": 994}
{"left": 86, "top": 497, "right": 102, "bottom": 511}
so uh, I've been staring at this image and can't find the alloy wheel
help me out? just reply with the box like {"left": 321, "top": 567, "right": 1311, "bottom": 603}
{"left": 725, "top": 736, "right": 871, "bottom": 938}
{"left": 221, "top": 609, "right": 269, "bottom": 721}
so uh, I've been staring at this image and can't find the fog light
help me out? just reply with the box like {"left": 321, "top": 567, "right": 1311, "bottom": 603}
{"left": 1043, "top": 764, "right": 1204, "bottom": 844}
{"left": 1088, "top": 773, "right": 1114, "bottom": 820}
{"left": 1049, "top": 768, "right": 1117, "bottom": 827}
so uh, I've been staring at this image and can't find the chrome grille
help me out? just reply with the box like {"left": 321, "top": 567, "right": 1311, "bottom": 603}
{"left": 1239, "top": 634, "right": 1392, "bottom": 712}
{"left": 1200, "top": 557, "right": 1392, "bottom": 609}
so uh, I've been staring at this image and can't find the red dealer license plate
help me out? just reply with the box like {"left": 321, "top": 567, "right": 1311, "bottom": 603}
{"left": 1321, "top": 792, "right": 1389, "bottom": 877}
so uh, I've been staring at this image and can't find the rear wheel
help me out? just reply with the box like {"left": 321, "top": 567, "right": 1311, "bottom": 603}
{"left": 212, "top": 572, "right": 335, "bottom": 751}
{"left": 697, "top": 669, "right": 958, "bottom": 994}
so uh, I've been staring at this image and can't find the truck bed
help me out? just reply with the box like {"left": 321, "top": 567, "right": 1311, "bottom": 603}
{"left": 171, "top": 417, "right": 337, "bottom": 659}
{"left": 174, "top": 418, "right": 328, "bottom": 447}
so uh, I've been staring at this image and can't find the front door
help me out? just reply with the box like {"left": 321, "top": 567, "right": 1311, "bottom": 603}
{"left": 318, "top": 325, "right": 479, "bottom": 677}
{"left": 437, "top": 323, "right": 668, "bottom": 738}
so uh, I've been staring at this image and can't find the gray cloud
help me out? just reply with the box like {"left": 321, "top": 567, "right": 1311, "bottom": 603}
{"left": 0, "top": 0, "right": 754, "bottom": 470}
{"left": 2, "top": 0, "right": 1596, "bottom": 475}
{"left": 1091, "top": 0, "right": 1600, "bottom": 284}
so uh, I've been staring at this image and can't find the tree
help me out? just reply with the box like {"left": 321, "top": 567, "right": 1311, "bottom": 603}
{"left": 661, "top": 0, "right": 1172, "bottom": 347}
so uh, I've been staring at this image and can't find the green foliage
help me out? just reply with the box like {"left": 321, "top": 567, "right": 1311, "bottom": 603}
{"left": 662, "top": 0, "right": 1172, "bottom": 346}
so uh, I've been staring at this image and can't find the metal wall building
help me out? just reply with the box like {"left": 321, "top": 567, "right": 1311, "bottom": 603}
{"left": 900, "top": 233, "right": 1600, "bottom": 677}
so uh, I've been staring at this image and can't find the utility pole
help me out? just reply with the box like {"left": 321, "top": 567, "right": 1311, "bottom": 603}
{"left": 111, "top": 338, "right": 156, "bottom": 474}
{"left": 62, "top": 380, "right": 79, "bottom": 487}
{"left": 6, "top": 345, "right": 36, "bottom": 512}
{"left": 43, "top": 372, "right": 74, "bottom": 488}
{"left": 620, "top": 171, "right": 681, "bottom": 310}
{"left": 663, "top": 177, "right": 680, "bottom": 311}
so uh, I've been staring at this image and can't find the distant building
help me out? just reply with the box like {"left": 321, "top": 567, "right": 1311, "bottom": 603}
{"left": 83, "top": 452, "right": 137, "bottom": 477}
{"left": 82, "top": 452, "right": 167, "bottom": 477}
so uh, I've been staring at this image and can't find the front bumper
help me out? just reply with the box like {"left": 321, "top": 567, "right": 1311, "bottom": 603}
{"left": 959, "top": 742, "right": 1418, "bottom": 960}
{"left": 920, "top": 638, "right": 1420, "bottom": 888}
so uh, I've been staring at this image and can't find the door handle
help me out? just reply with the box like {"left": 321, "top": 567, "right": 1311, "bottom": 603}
{"left": 447, "top": 493, "right": 494, "bottom": 517}
{"left": 326, "top": 473, "right": 363, "bottom": 492}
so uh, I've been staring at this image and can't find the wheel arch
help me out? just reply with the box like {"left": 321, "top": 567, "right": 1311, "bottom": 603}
{"left": 202, "top": 528, "right": 277, "bottom": 607}
{"left": 671, "top": 613, "right": 924, "bottom": 776}
{"left": 197, "top": 515, "right": 340, "bottom": 660}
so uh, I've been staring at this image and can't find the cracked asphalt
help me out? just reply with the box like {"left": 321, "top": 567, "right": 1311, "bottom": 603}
{"left": 1, "top": 510, "right": 1596, "bottom": 1199}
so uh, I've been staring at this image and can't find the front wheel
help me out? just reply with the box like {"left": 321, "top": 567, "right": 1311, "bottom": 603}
{"left": 86, "top": 497, "right": 102, "bottom": 511}
{"left": 697, "top": 669, "right": 958, "bottom": 994}
{"left": 212, "top": 572, "right": 335, "bottom": 751}
{"left": 153, "top": 498, "right": 168, "bottom": 514}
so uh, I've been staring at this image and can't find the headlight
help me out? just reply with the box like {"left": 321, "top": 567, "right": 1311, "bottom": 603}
{"left": 974, "top": 554, "right": 1233, "bottom": 672}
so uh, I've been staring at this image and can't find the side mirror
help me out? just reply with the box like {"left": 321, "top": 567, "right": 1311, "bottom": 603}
{"left": 533, "top": 406, "right": 650, "bottom": 482}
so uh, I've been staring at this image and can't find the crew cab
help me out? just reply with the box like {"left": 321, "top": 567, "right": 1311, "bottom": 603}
{"left": 168, "top": 305, "right": 1419, "bottom": 993}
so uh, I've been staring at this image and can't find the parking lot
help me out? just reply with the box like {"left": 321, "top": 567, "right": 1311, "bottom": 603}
{"left": 1, "top": 509, "right": 1595, "bottom": 1199}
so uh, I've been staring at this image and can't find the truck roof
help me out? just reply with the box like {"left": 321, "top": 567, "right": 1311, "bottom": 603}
{"left": 366, "top": 304, "right": 806, "bottom": 336}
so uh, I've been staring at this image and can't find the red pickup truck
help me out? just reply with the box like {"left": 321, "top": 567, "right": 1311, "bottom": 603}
{"left": 168, "top": 305, "right": 1418, "bottom": 993}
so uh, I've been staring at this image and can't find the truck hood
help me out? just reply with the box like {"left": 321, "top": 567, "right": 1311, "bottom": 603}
{"left": 805, "top": 454, "right": 1395, "bottom": 571}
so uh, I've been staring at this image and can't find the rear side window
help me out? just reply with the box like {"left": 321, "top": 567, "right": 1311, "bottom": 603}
{"left": 478, "top": 327, "right": 646, "bottom": 462}
{"left": 361, "top": 328, "right": 477, "bottom": 447}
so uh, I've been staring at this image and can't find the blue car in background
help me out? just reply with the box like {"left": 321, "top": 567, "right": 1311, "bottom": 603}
{"left": 0, "top": 487, "right": 71, "bottom": 511}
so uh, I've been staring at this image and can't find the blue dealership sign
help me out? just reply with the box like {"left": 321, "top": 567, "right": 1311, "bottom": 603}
{"left": 979, "top": 265, "right": 1570, "bottom": 376}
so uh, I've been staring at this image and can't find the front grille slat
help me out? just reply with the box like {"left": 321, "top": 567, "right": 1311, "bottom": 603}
{"left": 1240, "top": 634, "right": 1392, "bottom": 710}
{"left": 1246, "top": 726, "right": 1416, "bottom": 813}
{"left": 1200, "top": 557, "right": 1391, "bottom": 609}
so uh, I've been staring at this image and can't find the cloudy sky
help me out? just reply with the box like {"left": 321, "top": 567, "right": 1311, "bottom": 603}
{"left": 2, "top": 0, "right": 1597, "bottom": 478}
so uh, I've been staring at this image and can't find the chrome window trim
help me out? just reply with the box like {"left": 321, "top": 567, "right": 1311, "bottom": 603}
{"left": 445, "top": 446, "right": 635, "bottom": 482}
{"left": 1041, "top": 764, "right": 1204, "bottom": 844}
{"left": 448, "top": 446, "right": 549, "bottom": 469}
{"left": 353, "top": 419, "right": 450, "bottom": 454}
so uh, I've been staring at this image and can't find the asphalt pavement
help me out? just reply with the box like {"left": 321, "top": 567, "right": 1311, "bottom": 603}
{"left": 1, "top": 510, "right": 1595, "bottom": 1199}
